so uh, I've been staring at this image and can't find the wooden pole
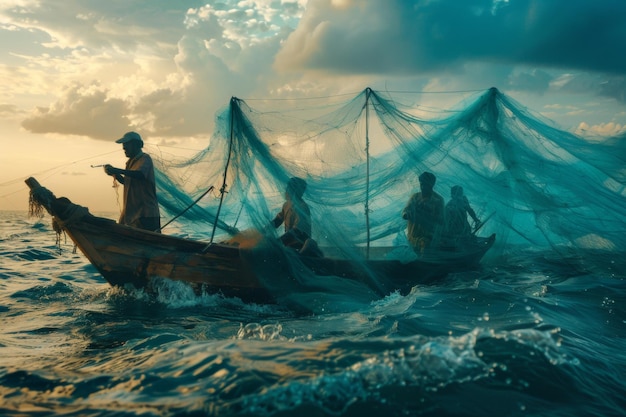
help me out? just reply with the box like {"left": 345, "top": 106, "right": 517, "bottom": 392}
{"left": 365, "top": 87, "right": 371, "bottom": 259}
{"left": 207, "top": 97, "right": 237, "bottom": 247}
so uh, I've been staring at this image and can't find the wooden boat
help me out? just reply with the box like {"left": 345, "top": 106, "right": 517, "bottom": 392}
{"left": 26, "top": 177, "right": 495, "bottom": 304}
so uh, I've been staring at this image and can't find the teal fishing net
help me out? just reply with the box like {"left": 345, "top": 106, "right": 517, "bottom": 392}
{"left": 153, "top": 87, "right": 626, "bottom": 263}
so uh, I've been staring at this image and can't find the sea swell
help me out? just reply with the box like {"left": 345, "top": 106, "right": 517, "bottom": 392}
{"left": 0, "top": 213, "right": 625, "bottom": 416}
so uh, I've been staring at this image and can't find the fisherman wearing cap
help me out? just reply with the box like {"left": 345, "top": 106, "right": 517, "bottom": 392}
{"left": 104, "top": 131, "right": 161, "bottom": 232}
{"left": 402, "top": 171, "right": 444, "bottom": 254}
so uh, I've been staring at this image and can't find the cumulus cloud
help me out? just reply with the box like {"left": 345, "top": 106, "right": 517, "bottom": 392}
{"left": 9, "top": 1, "right": 304, "bottom": 140}
{"left": 21, "top": 83, "right": 131, "bottom": 139}
{"left": 4, "top": 0, "right": 626, "bottom": 142}
{"left": 0, "top": 0, "right": 187, "bottom": 51}
{"left": 275, "top": 0, "right": 626, "bottom": 75}
{"left": 575, "top": 121, "right": 626, "bottom": 138}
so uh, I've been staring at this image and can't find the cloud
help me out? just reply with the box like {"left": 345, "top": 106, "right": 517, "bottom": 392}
{"left": 11, "top": 1, "right": 304, "bottom": 140}
{"left": 598, "top": 77, "right": 626, "bottom": 103}
{"left": 275, "top": 0, "right": 626, "bottom": 75}
{"left": 552, "top": 73, "right": 626, "bottom": 104}
{"left": 4, "top": 0, "right": 626, "bottom": 143}
{"left": 575, "top": 121, "right": 626, "bottom": 138}
{"left": 21, "top": 83, "right": 131, "bottom": 139}
{"left": 61, "top": 171, "right": 87, "bottom": 176}
{"left": 0, "top": 0, "right": 188, "bottom": 51}
{"left": 507, "top": 69, "right": 553, "bottom": 94}
{"left": 0, "top": 103, "right": 21, "bottom": 117}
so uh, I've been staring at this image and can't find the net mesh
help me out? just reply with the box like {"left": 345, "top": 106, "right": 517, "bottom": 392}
{"left": 152, "top": 87, "right": 626, "bottom": 261}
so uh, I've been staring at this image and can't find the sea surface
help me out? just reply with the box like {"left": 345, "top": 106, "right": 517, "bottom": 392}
{"left": 1, "top": 210, "right": 625, "bottom": 417}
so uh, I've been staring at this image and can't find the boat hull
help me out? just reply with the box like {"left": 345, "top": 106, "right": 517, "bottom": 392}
{"left": 66, "top": 216, "right": 275, "bottom": 302}
{"left": 26, "top": 177, "right": 495, "bottom": 304}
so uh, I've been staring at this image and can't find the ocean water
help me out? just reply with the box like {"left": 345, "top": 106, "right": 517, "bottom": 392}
{"left": 1, "top": 210, "right": 625, "bottom": 417}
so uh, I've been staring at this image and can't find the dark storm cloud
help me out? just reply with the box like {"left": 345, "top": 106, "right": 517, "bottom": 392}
{"left": 276, "top": 0, "right": 626, "bottom": 75}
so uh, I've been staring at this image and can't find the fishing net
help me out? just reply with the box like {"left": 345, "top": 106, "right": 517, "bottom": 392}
{"left": 152, "top": 87, "right": 626, "bottom": 269}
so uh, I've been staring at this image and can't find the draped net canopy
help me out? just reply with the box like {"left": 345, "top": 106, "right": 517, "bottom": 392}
{"left": 153, "top": 88, "right": 626, "bottom": 262}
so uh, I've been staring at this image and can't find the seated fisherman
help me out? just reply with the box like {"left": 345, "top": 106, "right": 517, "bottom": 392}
{"left": 402, "top": 171, "right": 445, "bottom": 254}
{"left": 271, "top": 177, "right": 322, "bottom": 257}
{"left": 444, "top": 185, "right": 480, "bottom": 242}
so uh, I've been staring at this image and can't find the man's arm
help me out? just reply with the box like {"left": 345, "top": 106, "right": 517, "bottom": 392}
{"left": 104, "top": 164, "right": 145, "bottom": 183}
{"left": 271, "top": 206, "right": 285, "bottom": 228}
{"left": 467, "top": 206, "right": 479, "bottom": 223}
{"left": 402, "top": 194, "right": 416, "bottom": 220}
{"left": 463, "top": 196, "right": 479, "bottom": 223}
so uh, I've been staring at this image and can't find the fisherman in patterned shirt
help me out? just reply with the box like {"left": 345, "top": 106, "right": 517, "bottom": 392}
{"left": 402, "top": 171, "right": 445, "bottom": 254}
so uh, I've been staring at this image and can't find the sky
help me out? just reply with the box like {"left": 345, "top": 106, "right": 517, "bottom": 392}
{"left": 1, "top": 0, "right": 625, "bottom": 213}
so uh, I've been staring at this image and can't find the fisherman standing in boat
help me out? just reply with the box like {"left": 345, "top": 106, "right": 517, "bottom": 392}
{"left": 444, "top": 185, "right": 480, "bottom": 244}
{"left": 104, "top": 131, "right": 161, "bottom": 233}
{"left": 271, "top": 177, "right": 322, "bottom": 257}
{"left": 402, "top": 171, "right": 445, "bottom": 254}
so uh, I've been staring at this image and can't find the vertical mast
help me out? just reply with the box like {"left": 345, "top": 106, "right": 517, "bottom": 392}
{"left": 365, "top": 87, "right": 371, "bottom": 259}
{"left": 209, "top": 97, "right": 236, "bottom": 245}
